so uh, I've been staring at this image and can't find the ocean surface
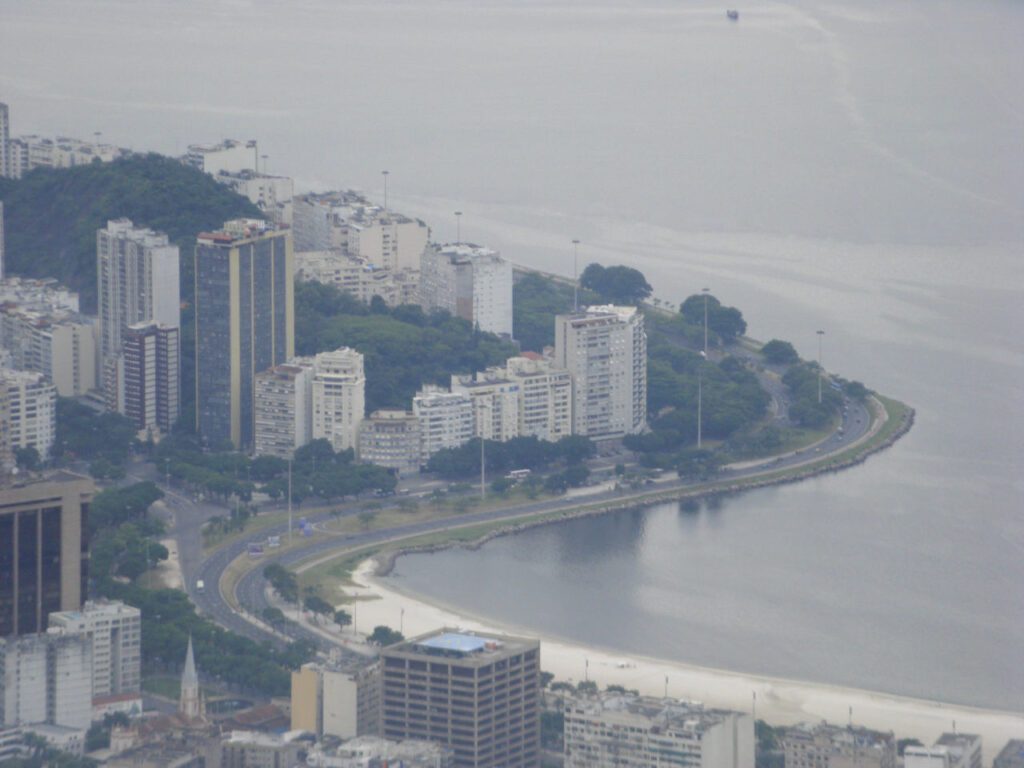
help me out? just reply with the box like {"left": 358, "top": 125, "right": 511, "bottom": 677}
{"left": 2, "top": 0, "right": 1021, "bottom": 711}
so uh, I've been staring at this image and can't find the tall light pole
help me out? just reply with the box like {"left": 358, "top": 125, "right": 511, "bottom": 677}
{"left": 817, "top": 330, "right": 826, "bottom": 403}
{"left": 454, "top": 211, "right": 462, "bottom": 244}
{"left": 262, "top": 154, "right": 268, "bottom": 175}
{"left": 697, "top": 358, "right": 703, "bottom": 449}
{"left": 572, "top": 239, "right": 581, "bottom": 311}
{"left": 381, "top": 170, "right": 389, "bottom": 211}
{"left": 287, "top": 458, "right": 293, "bottom": 544}
{"left": 702, "top": 287, "right": 711, "bottom": 356}
{"left": 479, "top": 400, "right": 492, "bottom": 499}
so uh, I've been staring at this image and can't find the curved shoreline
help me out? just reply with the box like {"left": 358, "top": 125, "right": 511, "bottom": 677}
{"left": 371, "top": 396, "right": 915, "bottom": 577}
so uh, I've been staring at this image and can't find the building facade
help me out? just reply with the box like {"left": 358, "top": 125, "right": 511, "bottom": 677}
{"left": 254, "top": 360, "right": 313, "bottom": 459}
{"left": 563, "top": 694, "right": 753, "bottom": 768}
{"left": 290, "top": 655, "right": 381, "bottom": 740}
{"left": 419, "top": 244, "right": 513, "bottom": 337}
{"left": 184, "top": 139, "right": 257, "bottom": 176}
{"left": 358, "top": 410, "right": 422, "bottom": 476}
{"left": 311, "top": 348, "right": 365, "bottom": 454}
{"left": 97, "top": 219, "right": 180, "bottom": 417}
{"left": 412, "top": 386, "right": 474, "bottom": 463}
{"left": 0, "top": 472, "right": 92, "bottom": 636}
{"left": 48, "top": 600, "right": 141, "bottom": 706}
{"left": 450, "top": 372, "right": 520, "bottom": 443}
{"left": 193, "top": 219, "right": 294, "bottom": 450}
{"left": 781, "top": 722, "right": 896, "bottom": 768}
{"left": 555, "top": 305, "right": 647, "bottom": 439}
{"left": 122, "top": 322, "right": 179, "bottom": 436}
{"left": 0, "top": 369, "right": 57, "bottom": 462}
{"left": 0, "top": 307, "right": 96, "bottom": 398}
{"left": 0, "top": 632, "right": 92, "bottom": 731}
{"left": 905, "top": 734, "right": 983, "bottom": 768}
{"left": 380, "top": 629, "right": 541, "bottom": 768}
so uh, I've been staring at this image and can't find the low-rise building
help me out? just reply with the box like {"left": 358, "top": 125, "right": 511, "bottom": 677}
{"left": 781, "top": 721, "right": 895, "bottom": 768}
{"left": 221, "top": 729, "right": 313, "bottom": 768}
{"left": 184, "top": 139, "right": 258, "bottom": 175}
{"left": 306, "top": 736, "right": 453, "bottom": 768}
{"left": 358, "top": 409, "right": 422, "bottom": 476}
{"left": 563, "top": 694, "right": 753, "bottom": 768}
{"left": 905, "top": 734, "right": 983, "bottom": 768}
{"left": 994, "top": 740, "right": 1024, "bottom": 768}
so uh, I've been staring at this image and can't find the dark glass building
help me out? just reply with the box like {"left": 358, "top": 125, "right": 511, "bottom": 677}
{"left": 0, "top": 471, "right": 92, "bottom": 637}
{"left": 194, "top": 220, "right": 293, "bottom": 450}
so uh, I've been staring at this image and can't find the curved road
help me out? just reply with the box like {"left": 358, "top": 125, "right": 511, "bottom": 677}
{"left": 182, "top": 391, "right": 872, "bottom": 654}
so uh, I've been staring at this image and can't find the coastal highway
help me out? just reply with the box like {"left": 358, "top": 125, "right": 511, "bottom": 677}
{"left": 183, "top": 392, "right": 872, "bottom": 653}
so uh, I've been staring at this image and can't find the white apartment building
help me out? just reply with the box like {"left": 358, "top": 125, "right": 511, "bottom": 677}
{"left": 358, "top": 409, "right": 421, "bottom": 475}
{"left": 295, "top": 249, "right": 419, "bottom": 307}
{"left": 905, "top": 734, "right": 983, "bottom": 768}
{"left": 184, "top": 139, "right": 258, "bottom": 175}
{"left": 412, "top": 385, "right": 474, "bottom": 462}
{"left": 450, "top": 371, "right": 520, "bottom": 442}
{"left": 0, "top": 277, "right": 79, "bottom": 315}
{"left": 290, "top": 654, "right": 381, "bottom": 740}
{"left": 564, "top": 695, "right": 754, "bottom": 768}
{"left": 781, "top": 722, "right": 896, "bottom": 768}
{"left": 218, "top": 170, "right": 294, "bottom": 225}
{"left": 48, "top": 600, "right": 141, "bottom": 706}
{"left": 555, "top": 305, "right": 647, "bottom": 439}
{"left": 505, "top": 355, "right": 573, "bottom": 441}
{"left": 311, "top": 348, "right": 365, "bottom": 453}
{"left": 0, "top": 368, "right": 56, "bottom": 460}
{"left": 341, "top": 208, "right": 429, "bottom": 273}
{"left": 0, "top": 308, "right": 96, "bottom": 397}
{"left": 97, "top": 219, "right": 180, "bottom": 413}
{"left": 419, "top": 244, "right": 513, "bottom": 337}
{"left": 0, "top": 632, "right": 92, "bottom": 731}
{"left": 254, "top": 360, "right": 314, "bottom": 459}
{"left": 2, "top": 132, "right": 129, "bottom": 180}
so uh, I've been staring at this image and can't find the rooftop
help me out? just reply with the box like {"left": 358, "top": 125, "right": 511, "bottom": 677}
{"left": 386, "top": 627, "right": 538, "bottom": 660}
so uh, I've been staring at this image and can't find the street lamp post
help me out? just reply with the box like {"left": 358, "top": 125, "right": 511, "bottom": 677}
{"left": 262, "top": 154, "right": 268, "bottom": 175}
{"left": 817, "top": 330, "right": 826, "bottom": 403}
{"left": 287, "top": 458, "right": 293, "bottom": 544}
{"left": 697, "top": 360, "right": 703, "bottom": 449}
{"left": 702, "top": 287, "right": 710, "bottom": 356}
{"left": 381, "top": 170, "right": 389, "bottom": 211}
{"left": 572, "top": 239, "right": 581, "bottom": 311}
{"left": 455, "top": 211, "right": 462, "bottom": 244}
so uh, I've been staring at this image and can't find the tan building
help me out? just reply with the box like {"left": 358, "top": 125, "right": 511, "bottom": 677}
{"left": 380, "top": 629, "right": 541, "bottom": 768}
{"left": 782, "top": 721, "right": 896, "bottom": 768}
{"left": 0, "top": 471, "right": 91, "bottom": 636}
{"left": 290, "top": 656, "right": 380, "bottom": 740}
{"left": 221, "top": 730, "right": 311, "bottom": 768}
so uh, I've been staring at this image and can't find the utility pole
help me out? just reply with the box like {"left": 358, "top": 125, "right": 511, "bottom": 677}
{"left": 817, "top": 330, "right": 826, "bottom": 403}
{"left": 572, "top": 239, "right": 581, "bottom": 312}
{"left": 703, "top": 287, "right": 710, "bottom": 356}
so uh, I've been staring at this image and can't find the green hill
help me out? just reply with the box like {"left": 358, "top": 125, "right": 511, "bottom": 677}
{"left": 0, "top": 153, "right": 262, "bottom": 313}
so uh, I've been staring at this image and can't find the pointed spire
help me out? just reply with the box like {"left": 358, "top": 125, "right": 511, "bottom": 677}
{"left": 182, "top": 635, "right": 198, "bottom": 689}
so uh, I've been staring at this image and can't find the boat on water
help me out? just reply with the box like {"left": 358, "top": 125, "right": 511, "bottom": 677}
{"left": 727, "top": 9, "right": 739, "bottom": 20}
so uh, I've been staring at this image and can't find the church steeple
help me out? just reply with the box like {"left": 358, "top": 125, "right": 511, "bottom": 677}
{"left": 179, "top": 635, "right": 203, "bottom": 720}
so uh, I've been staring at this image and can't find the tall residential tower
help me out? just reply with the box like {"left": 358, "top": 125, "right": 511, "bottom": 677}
{"left": 194, "top": 219, "right": 293, "bottom": 450}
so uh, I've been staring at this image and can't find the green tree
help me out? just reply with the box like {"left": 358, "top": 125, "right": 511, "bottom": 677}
{"left": 761, "top": 339, "right": 799, "bottom": 365}
{"left": 579, "top": 263, "right": 652, "bottom": 304}
{"left": 333, "top": 609, "right": 352, "bottom": 629}
{"left": 369, "top": 625, "right": 404, "bottom": 646}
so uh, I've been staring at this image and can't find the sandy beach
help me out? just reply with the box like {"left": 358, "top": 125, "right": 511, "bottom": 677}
{"left": 346, "top": 558, "right": 1023, "bottom": 756}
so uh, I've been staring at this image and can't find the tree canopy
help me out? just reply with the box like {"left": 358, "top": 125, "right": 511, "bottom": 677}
{"left": 761, "top": 339, "right": 799, "bottom": 365}
{"left": 0, "top": 153, "right": 263, "bottom": 312}
{"left": 295, "top": 280, "right": 518, "bottom": 412}
{"left": 579, "top": 263, "right": 652, "bottom": 304}
{"left": 679, "top": 294, "right": 747, "bottom": 342}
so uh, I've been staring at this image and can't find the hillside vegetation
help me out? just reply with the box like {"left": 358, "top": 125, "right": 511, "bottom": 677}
{"left": 0, "top": 153, "right": 262, "bottom": 312}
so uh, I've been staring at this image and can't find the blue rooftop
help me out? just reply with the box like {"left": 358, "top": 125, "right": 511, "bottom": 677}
{"left": 416, "top": 633, "right": 490, "bottom": 653}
